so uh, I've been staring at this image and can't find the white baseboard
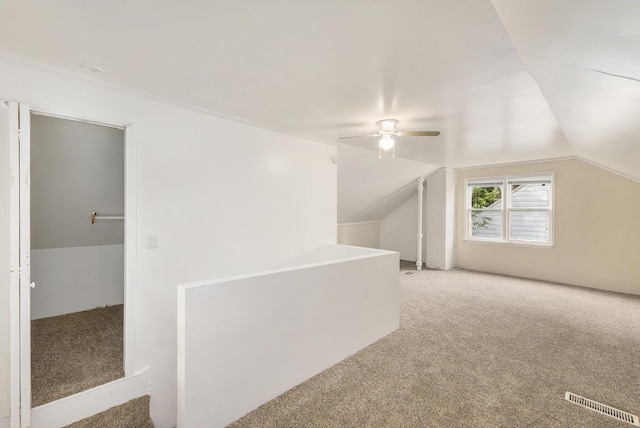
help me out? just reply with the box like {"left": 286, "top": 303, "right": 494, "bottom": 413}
{"left": 0, "top": 416, "right": 10, "bottom": 428}
{"left": 30, "top": 368, "right": 149, "bottom": 428}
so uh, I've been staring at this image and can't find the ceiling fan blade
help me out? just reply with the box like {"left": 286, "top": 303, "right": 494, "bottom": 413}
{"left": 396, "top": 131, "right": 440, "bottom": 137}
{"left": 338, "top": 133, "right": 381, "bottom": 140}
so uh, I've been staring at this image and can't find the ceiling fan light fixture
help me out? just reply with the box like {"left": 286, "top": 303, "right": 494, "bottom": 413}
{"left": 376, "top": 119, "right": 399, "bottom": 133}
{"left": 379, "top": 134, "right": 395, "bottom": 150}
{"left": 338, "top": 118, "right": 439, "bottom": 159}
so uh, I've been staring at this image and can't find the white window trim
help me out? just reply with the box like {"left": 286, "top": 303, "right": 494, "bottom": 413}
{"left": 464, "top": 173, "right": 555, "bottom": 247}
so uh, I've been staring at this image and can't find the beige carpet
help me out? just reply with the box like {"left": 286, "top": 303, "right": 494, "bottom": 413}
{"left": 66, "top": 395, "right": 154, "bottom": 428}
{"left": 31, "top": 305, "right": 124, "bottom": 407}
{"left": 229, "top": 266, "right": 640, "bottom": 427}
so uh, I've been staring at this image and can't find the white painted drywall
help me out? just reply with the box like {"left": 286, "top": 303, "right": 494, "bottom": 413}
{"left": 380, "top": 193, "right": 428, "bottom": 263}
{"left": 456, "top": 159, "right": 640, "bottom": 295}
{"left": 0, "top": 101, "right": 10, "bottom": 421}
{"left": 337, "top": 144, "right": 439, "bottom": 223}
{"left": 337, "top": 222, "right": 380, "bottom": 248}
{"left": 426, "top": 168, "right": 456, "bottom": 270}
{"left": 30, "top": 245, "right": 124, "bottom": 320}
{"left": 30, "top": 115, "right": 124, "bottom": 249}
{"left": 0, "top": 59, "right": 337, "bottom": 427}
{"left": 178, "top": 245, "right": 399, "bottom": 428}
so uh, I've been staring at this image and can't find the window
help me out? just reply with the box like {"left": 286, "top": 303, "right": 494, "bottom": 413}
{"left": 465, "top": 174, "right": 554, "bottom": 246}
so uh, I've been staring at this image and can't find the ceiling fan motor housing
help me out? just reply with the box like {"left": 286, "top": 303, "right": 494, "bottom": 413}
{"left": 376, "top": 119, "right": 399, "bottom": 133}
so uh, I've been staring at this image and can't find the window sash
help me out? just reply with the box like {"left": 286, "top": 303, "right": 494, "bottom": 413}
{"left": 508, "top": 183, "right": 550, "bottom": 209}
{"left": 465, "top": 175, "right": 553, "bottom": 246}
{"left": 467, "top": 180, "right": 503, "bottom": 187}
{"left": 508, "top": 209, "right": 550, "bottom": 243}
{"left": 507, "top": 178, "right": 552, "bottom": 186}
{"left": 469, "top": 209, "right": 503, "bottom": 240}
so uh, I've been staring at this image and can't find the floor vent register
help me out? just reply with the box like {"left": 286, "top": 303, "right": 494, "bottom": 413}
{"left": 565, "top": 391, "right": 639, "bottom": 426}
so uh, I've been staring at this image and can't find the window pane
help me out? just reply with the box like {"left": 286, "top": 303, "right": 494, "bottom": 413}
{"left": 510, "top": 183, "right": 549, "bottom": 208}
{"left": 471, "top": 210, "right": 501, "bottom": 238}
{"left": 471, "top": 186, "right": 502, "bottom": 208}
{"left": 509, "top": 210, "right": 549, "bottom": 242}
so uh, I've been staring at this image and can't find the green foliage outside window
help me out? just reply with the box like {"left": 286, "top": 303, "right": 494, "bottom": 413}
{"left": 471, "top": 186, "right": 501, "bottom": 229}
{"left": 472, "top": 186, "right": 502, "bottom": 208}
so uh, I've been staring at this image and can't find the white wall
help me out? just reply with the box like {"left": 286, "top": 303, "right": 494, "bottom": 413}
{"left": 0, "top": 59, "right": 337, "bottom": 427}
{"left": 379, "top": 169, "right": 456, "bottom": 268}
{"left": 426, "top": 168, "right": 456, "bottom": 270}
{"left": 31, "top": 245, "right": 124, "bottom": 319}
{"left": 380, "top": 194, "right": 427, "bottom": 262}
{"left": 178, "top": 245, "right": 399, "bottom": 427}
{"left": 337, "top": 222, "right": 380, "bottom": 249}
{"left": 30, "top": 115, "right": 124, "bottom": 249}
{"left": 457, "top": 159, "right": 640, "bottom": 295}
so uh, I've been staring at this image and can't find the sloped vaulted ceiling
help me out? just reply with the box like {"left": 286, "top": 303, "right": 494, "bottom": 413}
{"left": 491, "top": 0, "right": 640, "bottom": 181}
{"left": 0, "top": 1, "right": 638, "bottom": 185}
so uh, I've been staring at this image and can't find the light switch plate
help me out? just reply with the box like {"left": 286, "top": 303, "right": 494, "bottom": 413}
{"left": 147, "top": 234, "right": 159, "bottom": 249}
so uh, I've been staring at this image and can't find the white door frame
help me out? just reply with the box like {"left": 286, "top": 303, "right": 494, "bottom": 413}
{"left": 7, "top": 100, "right": 21, "bottom": 428}
{"left": 18, "top": 103, "right": 32, "bottom": 428}
{"left": 122, "top": 122, "right": 137, "bottom": 377}
{"left": 7, "top": 101, "right": 33, "bottom": 428}
{"left": 9, "top": 105, "right": 137, "bottom": 426}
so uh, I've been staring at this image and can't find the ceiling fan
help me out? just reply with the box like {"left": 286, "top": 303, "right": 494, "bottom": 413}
{"left": 339, "top": 119, "right": 440, "bottom": 158}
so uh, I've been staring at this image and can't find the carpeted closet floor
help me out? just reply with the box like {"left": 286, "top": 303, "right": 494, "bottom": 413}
{"left": 31, "top": 304, "right": 124, "bottom": 407}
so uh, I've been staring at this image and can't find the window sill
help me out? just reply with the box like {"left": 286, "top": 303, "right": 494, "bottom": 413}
{"left": 463, "top": 239, "right": 554, "bottom": 249}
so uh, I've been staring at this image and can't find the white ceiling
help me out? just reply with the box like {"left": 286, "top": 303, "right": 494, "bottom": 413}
{"left": 493, "top": 0, "right": 640, "bottom": 181}
{"left": 0, "top": 1, "right": 638, "bottom": 181}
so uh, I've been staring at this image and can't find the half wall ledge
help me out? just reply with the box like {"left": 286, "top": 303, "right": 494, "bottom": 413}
{"left": 177, "top": 244, "right": 399, "bottom": 428}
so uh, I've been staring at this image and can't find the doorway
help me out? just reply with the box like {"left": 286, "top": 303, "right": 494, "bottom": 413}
{"left": 29, "top": 114, "right": 125, "bottom": 406}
